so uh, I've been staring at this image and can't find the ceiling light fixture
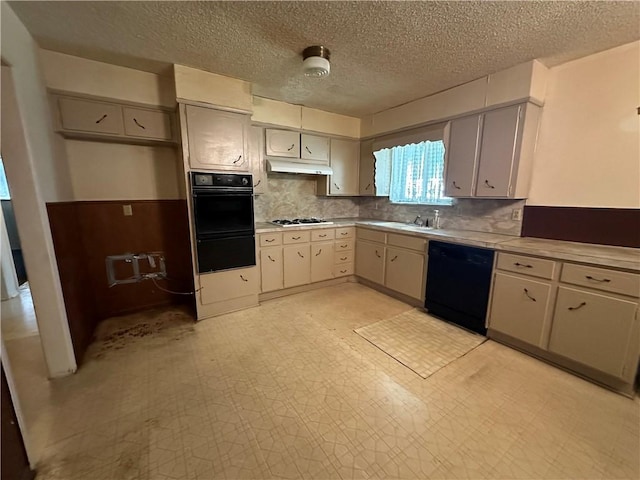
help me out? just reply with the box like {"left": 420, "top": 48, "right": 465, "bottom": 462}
{"left": 302, "top": 45, "right": 331, "bottom": 78}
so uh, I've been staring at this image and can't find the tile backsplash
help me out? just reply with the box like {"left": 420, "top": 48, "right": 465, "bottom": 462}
{"left": 254, "top": 175, "right": 524, "bottom": 236}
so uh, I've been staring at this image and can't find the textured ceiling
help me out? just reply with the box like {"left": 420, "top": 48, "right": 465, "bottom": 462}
{"left": 8, "top": 1, "right": 640, "bottom": 116}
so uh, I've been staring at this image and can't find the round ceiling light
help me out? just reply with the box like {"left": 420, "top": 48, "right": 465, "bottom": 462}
{"left": 302, "top": 45, "right": 331, "bottom": 78}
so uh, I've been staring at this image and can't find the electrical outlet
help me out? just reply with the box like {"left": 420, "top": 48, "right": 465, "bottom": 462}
{"left": 123, "top": 204, "right": 133, "bottom": 216}
{"left": 511, "top": 208, "right": 522, "bottom": 221}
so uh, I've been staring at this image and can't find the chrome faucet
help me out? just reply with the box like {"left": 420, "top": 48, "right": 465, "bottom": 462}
{"left": 413, "top": 215, "right": 424, "bottom": 227}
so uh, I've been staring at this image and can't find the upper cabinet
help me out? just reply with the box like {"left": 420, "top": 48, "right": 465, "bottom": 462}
{"left": 265, "top": 129, "right": 300, "bottom": 158}
{"left": 185, "top": 104, "right": 250, "bottom": 171}
{"left": 317, "top": 139, "right": 360, "bottom": 196}
{"left": 301, "top": 134, "right": 330, "bottom": 162}
{"left": 53, "top": 94, "right": 176, "bottom": 144}
{"left": 444, "top": 102, "right": 541, "bottom": 199}
{"left": 249, "top": 126, "right": 268, "bottom": 194}
{"left": 359, "top": 139, "right": 376, "bottom": 196}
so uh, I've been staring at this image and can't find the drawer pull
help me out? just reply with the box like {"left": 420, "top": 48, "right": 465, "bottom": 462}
{"left": 305, "top": 146, "right": 312, "bottom": 154}
{"left": 267, "top": 255, "right": 275, "bottom": 262}
{"left": 297, "top": 251, "right": 304, "bottom": 258}
{"left": 233, "top": 155, "right": 242, "bottom": 164}
{"left": 287, "top": 143, "right": 295, "bottom": 151}
{"left": 375, "top": 250, "right": 381, "bottom": 258}
{"left": 340, "top": 244, "right": 348, "bottom": 248}
{"left": 340, "top": 269, "right": 347, "bottom": 274}
{"left": 340, "top": 232, "right": 348, "bottom": 236}
{"left": 365, "top": 183, "right": 371, "bottom": 190}
{"left": 319, "top": 234, "right": 327, "bottom": 238}
{"left": 315, "top": 249, "right": 322, "bottom": 256}
{"left": 523, "top": 288, "right": 537, "bottom": 302}
{"left": 452, "top": 181, "right": 461, "bottom": 190}
{"left": 240, "top": 275, "right": 248, "bottom": 282}
{"left": 340, "top": 256, "right": 347, "bottom": 261}
{"left": 292, "top": 236, "right": 301, "bottom": 240}
{"left": 568, "top": 302, "right": 587, "bottom": 311}
{"left": 514, "top": 262, "right": 533, "bottom": 268}
{"left": 585, "top": 275, "right": 611, "bottom": 283}
{"left": 133, "top": 118, "right": 146, "bottom": 129}
{"left": 484, "top": 180, "right": 495, "bottom": 189}
{"left": 264, "top": 238, "right": 275, "bottom": 243}
{"left": 390, "top": 255, "right": 398, "bottom": 262}
{"left": 334, "top": 183, "right": 340, "bottom": 190}
{"left": 254, "top": 179, "right": 261, "bottom": 187}
{"left": 95, "top": 114, "right": 108, "bottom": 124}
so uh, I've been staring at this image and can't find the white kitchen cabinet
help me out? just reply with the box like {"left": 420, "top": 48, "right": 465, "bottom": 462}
{"left": 444, "top": 102, "right": 540, "bottom": 198}
{"left": 359, "top": 139, "right": 376, "bottom": 196}
{"left": 301, "top": 134, "right": 330, "bottom": 163}
{"left": 283, "top": 244, "right": 311, "bottom": 288}
{"left": 384, "top": 247, "right": 425, "bottom": 301}
{"left": 57, "top": 96, "right": 124, "bottom": 135}
{"left": 311, "top": 241, "right": 334, "bottom": 283}
{"left": 260, "top": 246, "right": 283, "bottom": 292}
{"left": 317, "top": 139, "right": 360, "bottom": 196}
{"left": 186, "top": 104, "right": 249, "bottom": 171}
{"left": 122, "top": 107, "right": 173, "bottom": 141}
{"left": 249, "top": 126, "right": 268, "bottom": 194}
{"left": 355, "top": 240, "right": 385, "bottom": 284}
{"left": 265, "top": 129, "right": 300, "bottom": 158}
{"left": 199, "top": 266, "right": 259, "bottom": 305}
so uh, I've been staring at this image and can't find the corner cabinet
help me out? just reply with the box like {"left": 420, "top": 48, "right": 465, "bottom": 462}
{"left": 185, "top": 104, "right": 250, "bottom": 171}
{"left": 444, "top": 103, "right": 541, "bottom": 198}
{"left": 317, "top": 138, "right": 360, "bottom": 196}
{"left": 249, "top": 126, "right": 268, "bottom": 194}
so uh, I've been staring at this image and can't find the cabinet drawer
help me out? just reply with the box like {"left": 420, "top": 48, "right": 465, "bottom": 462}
{"left": 335, "top": 239, "right": 354, "bottom": 252}
{"left": 549, "top": 286, "right": 637, "bottom": 378}
{"left": 334, "top": 263, "right": 354, "bottom": 277}
{"left": 488, "top": 272, "right": 552, "bottom": 347}
{"left": 357, "top": 228, "right": 386, "bottom": 243}
{"left": 283, "top": 231, "right": 311, "bottom": 244}
{"left": 387, "top": 233, "right": 427, "bottom": 252}
{"left": 311, "top": 229, "right": 335, "bottom": 241}
{"left": 561, "top": 263, "right": 640, "bottom": 298}
{"left": 123, "top": 107, "right": 172, "bottom": 140}
{"left": 259, "top": 233, "right": 282, "bottom": 246}
{"left": 334, "top": 251, "right": 354, "bottom": 264}
{"left": 496, "top": 252, "right": 557, "bottom": 280}
{"left": 335, "top": 227, "right": 355, "bottom": 239}
{"left": 58, "top": 97, "right": 124, "bottom": 135}
{"left": 200, "top": 266, "right": 258, "bottom": 304}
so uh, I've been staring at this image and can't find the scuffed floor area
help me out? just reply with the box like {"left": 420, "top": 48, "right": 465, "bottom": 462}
{"left": 7, "top": 283, "right": 639, "bottom": 479}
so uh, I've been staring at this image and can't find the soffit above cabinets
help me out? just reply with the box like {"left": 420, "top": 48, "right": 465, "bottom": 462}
{"left": 10, "top": 1, "right": 639, "bottom": 117}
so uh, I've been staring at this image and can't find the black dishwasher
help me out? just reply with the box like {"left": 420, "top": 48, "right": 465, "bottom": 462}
{"left": 425, "top": 241, "right": 495, "bottom": 335}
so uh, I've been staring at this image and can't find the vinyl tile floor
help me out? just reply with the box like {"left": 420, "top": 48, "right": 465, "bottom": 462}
{"left": 5, "top": 282, "right": 639, "bottom": 480}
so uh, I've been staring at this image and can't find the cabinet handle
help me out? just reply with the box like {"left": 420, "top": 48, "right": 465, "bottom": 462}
{"left": 340, "top": 257, "right": 347, "bottom": 261}
{"left": 292, "top": 236, "right": 301, "bottom": 240}
{"left": 390, "top": 255, "right": 398, "bottom": 262}
{"left": 240, "top": 275, "right": 248, "bottom": 282}
{"left": 514, "top": 262, "right": 533, "bottom": 268}
{"left": 484, "top": 180, "right": 495, "bottom": 189}
{"left": 305, "top": 146, "right": 312, "bottom": 154}
{"left": 297, "top": 251, "right": 304, "bottom": 258}
{"left": 133, "top": 118, "right": 146, "bottom": 130}
{"left": 267, "top": 255, "right": 275, "bottom": 262}
{"left": 340, "top": 244, "right": 348, "bottom": 248}
{"left": 315, "top": 249, "right": 322, "bottom": 256}
{"left": 568, "top": 302, "right": 587, "bottom": 311}
{"left": 585, "top": 275, "right": 611, "bottom": 283}
{"left": 375, "top": 250, "right": 381, "bottom": 258}
{"left": 95, "top": 114, "right": 108, "bottom": 124}
{"left": 334, "top": 183, "right": 340, "bottom": 190}
{"left": 452, "top": 181, "right": 461, "bottom": 190}
{"left": 340, "top": 269, "right": 347, "bottom": 274}
{"left": 265, "top": 238, "right": 275, "bottom": 243}
{"left": 340, "top": 232, "right": 348, "bottom": 236}
{"left": 523, "top": 288, "right": 537, "bottom": 302}
{"left": 319, "top": 234, "right": 327, "bottom": 238}
{"left": 254, "top": 179, "right": 261, "bottom": 187}
{"left": 365, "top": 183, "right": 371, "bottom": 190}
{"left": 233, "top": 155, "right": 242, "bottom": 164}
{"left": 287, "top": 144, "right": 295, "bottom": 151}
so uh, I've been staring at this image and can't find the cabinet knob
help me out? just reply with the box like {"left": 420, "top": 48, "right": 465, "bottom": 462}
{"left": 133, "top": 118, "right": 146, "bottom": 129}
{"left": 484, "top": 180, "right": 495, "bottom": 189}
{"left": 523, "top": 288, "right": 536, "bottom": 302}
{"left": 95, "top": 114, "right": 108, "bottom": 124}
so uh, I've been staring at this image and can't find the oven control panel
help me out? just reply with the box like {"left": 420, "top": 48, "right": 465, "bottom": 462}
{"left": 191, "top": 172, "right": 253, "bottom": 189}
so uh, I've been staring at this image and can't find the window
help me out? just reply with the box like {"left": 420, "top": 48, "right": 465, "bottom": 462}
{"left": 0, "top": 157, "right": 10, "bottom": 200}
{"left": 374, "top": 140, "right": 452, "bottom": 205}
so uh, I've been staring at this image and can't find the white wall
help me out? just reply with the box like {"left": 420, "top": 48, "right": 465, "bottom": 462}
{"left": 528, "top": 41, "right": 640, "bottom": 208}
{"left": 1, "top": 5, "right": 77, "bottom": 380}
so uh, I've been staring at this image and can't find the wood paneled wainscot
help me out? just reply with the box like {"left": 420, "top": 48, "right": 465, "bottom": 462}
{"left": 488, "top": 252, "right": 640, "bottom": 395}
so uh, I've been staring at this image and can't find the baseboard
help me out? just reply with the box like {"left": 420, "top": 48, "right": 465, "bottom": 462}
{"left": 259, "top": 276, "right": 356, "bottom": 302}
{"left": 355, "top": 277, "right": 424, "bottom": 308}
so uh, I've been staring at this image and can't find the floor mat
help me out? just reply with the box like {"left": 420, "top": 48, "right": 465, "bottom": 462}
{"left": 354, "top": 308, "right": 486, "bottom": 378}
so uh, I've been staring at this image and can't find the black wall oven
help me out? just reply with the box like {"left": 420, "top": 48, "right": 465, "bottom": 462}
{"left": 191, "top": 172, "right": 256, "bottom": 273}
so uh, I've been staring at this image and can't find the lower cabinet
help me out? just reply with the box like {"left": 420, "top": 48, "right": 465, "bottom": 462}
{"left": 283, "top": 244, "right": 311, "bottom": 288}
{"left": 548, "top": 286, "right": 637, "bottom": 378}
{"left": 355, "top": 240, "right": 385, "bottom": 284}
{"left": 311, "top": 242, "right": 334, "bottom": 283}
{"left": 384, "top": 247, "right": 425, "bottom": 300}
{"left": 200, "top": 266, "right": 259, "bottom": 305}
{"left": 489, "top": 272, "right": 552, "bottom": 347}
{"left": 260, "top": 246, "right": 283, "bottom": 292}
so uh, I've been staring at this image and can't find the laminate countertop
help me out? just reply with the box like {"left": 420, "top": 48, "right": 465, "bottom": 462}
{"left": 255, "top": 219, "right": 640, "bottom": 272}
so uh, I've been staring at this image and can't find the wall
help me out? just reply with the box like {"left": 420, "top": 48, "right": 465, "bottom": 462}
{"left": 528, "top": 41, "right": 640, "bottom": 208}
{"left": 1, "top": 5, "right": 77, "bottom": 380}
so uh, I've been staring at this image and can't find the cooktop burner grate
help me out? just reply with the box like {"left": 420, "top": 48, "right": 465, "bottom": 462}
{"left": 270, "top": 218, "right": 333, "bottom": 227}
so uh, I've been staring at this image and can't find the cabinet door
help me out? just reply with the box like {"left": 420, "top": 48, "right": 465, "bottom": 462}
{"left": 475, "top": 105, "right": 521, "bottom": 197}
{"left": 301, "top": 134, "right": 330, "bottom": 163}
{"left": 58, "top": 97, "right": 124, "bottom": 135}
{"left": 444, "top": 114, "right": 480, "bottom": 197}
{"left": 359, "top": 139, "right": 376, "bottom": 196}
{"left": 265, "top": 129, "right": 300, "bottom": 158}
{"left": 200, "top": 266, "right": 259, "bottom": 305}
{"left": 260, "top": 247, "right": 283, "bottom": 292}
{"left": 186, "top": 105, "right": 249, "bottom": 171}
{"left": 249, "top": 126, "right": 268, "bottom": 194}
{"left": 488, "top": 272, "right": 551, "bottom": 347}
{"left": 123, "top": 107, "right": 173, "bottom": 140}
{"left": 549, "top": 286, "right": 637, "bottom": 378}
{"left": 329, "top": 139, "right": 360, "bottom": 195}
{"left": 355, "top": 240, "right": 385, "bottom": 284}
{"left": 283, "top": 245, "right": 311, "bottom": 288}
{"left": 311, "top": 241, "right": 334, "bottom": 283}
{"left": 384, "top": 247, "right": 425, "bottom": 300}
